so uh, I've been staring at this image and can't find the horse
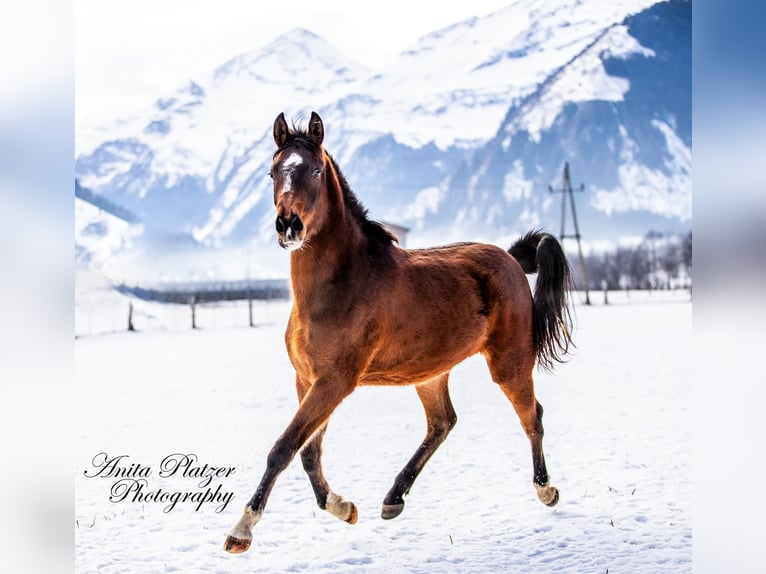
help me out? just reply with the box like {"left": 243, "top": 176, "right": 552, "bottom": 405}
{"left": 224, "top": 111, "right": 573, "bottom": 554}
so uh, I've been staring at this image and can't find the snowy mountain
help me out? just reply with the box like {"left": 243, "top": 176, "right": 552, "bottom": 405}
{"left": 432, "top": 0, "right": 691, "bottom": 242}
{"left": 75, "top": 0, "right": 690, "bottom": 279}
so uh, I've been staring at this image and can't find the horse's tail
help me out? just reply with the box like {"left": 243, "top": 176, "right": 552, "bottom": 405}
{"left": 509, "top": 230, "right": 574, "bottom": 371}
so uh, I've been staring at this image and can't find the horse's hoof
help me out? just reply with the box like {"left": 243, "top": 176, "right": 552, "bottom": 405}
{"left": 545, "top": 487, "right": 559, "bottom": 507}
{"left": 346, "top": 502, "right": 358, "bottom": 524}
{"left": 326, "top": 493, "right": 358, "bottom": 524}
{"left": 381, "top": 502, "right": 405, "bottom": 520}
{"left": 535, "top": 483, "right": 559, "bottom": 507}
{"left": 223, "top": 535, "right": 251, "bottom": 554}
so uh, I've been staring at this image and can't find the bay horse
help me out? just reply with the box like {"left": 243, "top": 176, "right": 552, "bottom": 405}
{"left": 224, "top": 111, "right": 573, "bottom": 553}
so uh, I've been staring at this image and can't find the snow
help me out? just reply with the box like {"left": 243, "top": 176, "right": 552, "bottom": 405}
{"left": 75, "top": 200, "right": 140, "bottom": 263}
{"left": 362, "top": 0, "right": 661, "bottom": 150}
{"left": 399, "top": 186, "right": 446, "bottom": 223}
{"left": 591, "top": 121, "right": 692, "bottom": 220}
{"left": 76, "top": 290, "right": 691, "bottom": 572}
{"left": 501, "top": 19, "right": 658, "bottom": 144}
{"left": 502, "top": 159, "right": 534, "bottom": 202}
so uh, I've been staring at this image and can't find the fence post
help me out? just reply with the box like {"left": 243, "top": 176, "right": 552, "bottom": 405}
{"left": 128, "top": 302, "right": 136, "bottom": 331}
{"left": 190, "top": 295, "right": 197, "bottom": 329}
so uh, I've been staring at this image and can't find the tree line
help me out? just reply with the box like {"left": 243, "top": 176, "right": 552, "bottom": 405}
{"left": 568, "top": 230, "right": 692, "bottom": 292}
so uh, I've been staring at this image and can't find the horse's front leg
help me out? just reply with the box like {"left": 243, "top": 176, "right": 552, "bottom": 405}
{"left": 223, "top": 376, "right": 356, "bottom": 554}
{"left": 297, "top": 377, "right": 358, "bottom": 524}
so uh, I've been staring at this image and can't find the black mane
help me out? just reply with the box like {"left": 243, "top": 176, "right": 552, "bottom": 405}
{"left": 325, "top": 154, "right": 397, "bottom": 250}
{"left": 276, "top": 131, "right": 397, "bottom": 253}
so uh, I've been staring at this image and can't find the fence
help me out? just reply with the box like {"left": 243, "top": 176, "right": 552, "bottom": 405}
{"left": 114, "top": 278, "right": 290, "bottom": 304}
{"left": 76, "top": 279, "right": 291, "bottom": 337}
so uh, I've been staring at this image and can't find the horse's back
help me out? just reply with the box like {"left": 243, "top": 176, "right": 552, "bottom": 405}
{"left": 360, "top": 242, "right": 534, "bottom": 385}
{"left": 401, "top": 242, "right": 532, "bottom": 304}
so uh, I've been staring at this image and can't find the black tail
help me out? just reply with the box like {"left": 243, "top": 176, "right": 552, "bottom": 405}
{"left": 509, "top": 230, "right": 574, "bottom": 371}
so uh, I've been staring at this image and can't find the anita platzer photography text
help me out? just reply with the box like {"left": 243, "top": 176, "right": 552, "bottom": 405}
{"left": 83, "top": 452, "right": 236, "bottom": 513}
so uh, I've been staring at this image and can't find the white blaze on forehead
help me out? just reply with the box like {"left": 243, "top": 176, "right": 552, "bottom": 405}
{"left": 279, "top": 152, "right": 303, "bottom": 195}
{"left": 282, "top": 152, "right": 303, "bottom": 169}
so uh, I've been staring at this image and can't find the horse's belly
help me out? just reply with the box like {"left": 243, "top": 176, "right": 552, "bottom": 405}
{"left": 358, "top": 368, "right": 452, "bottom": 387}
{"left": 358, "top": 367, "right": 442, "bottom": 386}
{"left": 359, "top": 353, "right": 473, "bottom": 386}
{"left": 360, "top": 324, "right": 486, "bottom": 386}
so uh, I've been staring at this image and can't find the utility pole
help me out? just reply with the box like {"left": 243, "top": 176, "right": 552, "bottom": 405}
{"left": 246, "top": 248, "right": 254, "bottom": 328}
{"left": 548, "top": 162, "right": 591, "bottom": 305}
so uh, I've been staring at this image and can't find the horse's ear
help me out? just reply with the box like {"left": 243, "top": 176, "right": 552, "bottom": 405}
{"left": 273, "top": 112, "right": 289, "bottom": 148}
{"left": 308, "top": 111, "right": 324, "bottom": 147}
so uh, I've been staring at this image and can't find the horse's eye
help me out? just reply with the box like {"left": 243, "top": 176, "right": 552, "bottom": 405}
{"left": 268, "top": 171, "right": 274, "bottom": 179}
{"left": 312, "top": 169, "right": 322, "bottom": 178}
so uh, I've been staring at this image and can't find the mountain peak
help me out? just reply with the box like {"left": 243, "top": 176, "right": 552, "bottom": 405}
{"left": 270, "top": 27, "right": 324, "bottom": 45}
{"left": 213, "top": 27, "right": 367, "bottom": 84}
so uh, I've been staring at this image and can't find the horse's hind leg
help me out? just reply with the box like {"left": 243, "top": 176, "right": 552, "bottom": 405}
{"left": 486, "top": 353, "right": 559, "bottom": 507}
{"left": 297, "top": 377, "right": 358, "bottom": 524}
{"left": 381, "top": 372, "right": 457, "bottom": 519}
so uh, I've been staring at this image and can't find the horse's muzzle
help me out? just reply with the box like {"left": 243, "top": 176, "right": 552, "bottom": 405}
{"left": 276, "top": 213, "right": 305, "bottom": 250}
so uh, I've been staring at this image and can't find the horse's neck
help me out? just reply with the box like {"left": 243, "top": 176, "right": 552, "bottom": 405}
{"left": 289, "top": 175, "right": 364, "bottom": 302}
{"left": 290, "top": 231, "right": 361, "bottom": 307}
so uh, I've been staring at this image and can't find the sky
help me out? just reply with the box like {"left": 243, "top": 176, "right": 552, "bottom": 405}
{"left": 75, "top": 0, "right": 514, "bottom": 129}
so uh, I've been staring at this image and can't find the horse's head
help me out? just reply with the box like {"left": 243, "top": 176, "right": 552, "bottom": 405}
{"left": 271, "top": 111, "right": 327, "bottom": 251}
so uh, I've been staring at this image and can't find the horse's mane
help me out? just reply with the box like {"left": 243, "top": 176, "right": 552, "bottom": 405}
{"left": 275, "top": 131, "right": 397, "bottom": 253}
{"left": 325, "top": 154, "right": 397, "bottom": 250}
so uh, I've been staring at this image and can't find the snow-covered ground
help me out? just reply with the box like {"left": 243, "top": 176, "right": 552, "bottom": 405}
{"left": 75, "top": 289, "right": 691, "bottom": 573}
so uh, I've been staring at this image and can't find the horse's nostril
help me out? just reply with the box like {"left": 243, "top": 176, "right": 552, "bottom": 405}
{"left": 276, "top": 214, "right": 302, "bottom": 237}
